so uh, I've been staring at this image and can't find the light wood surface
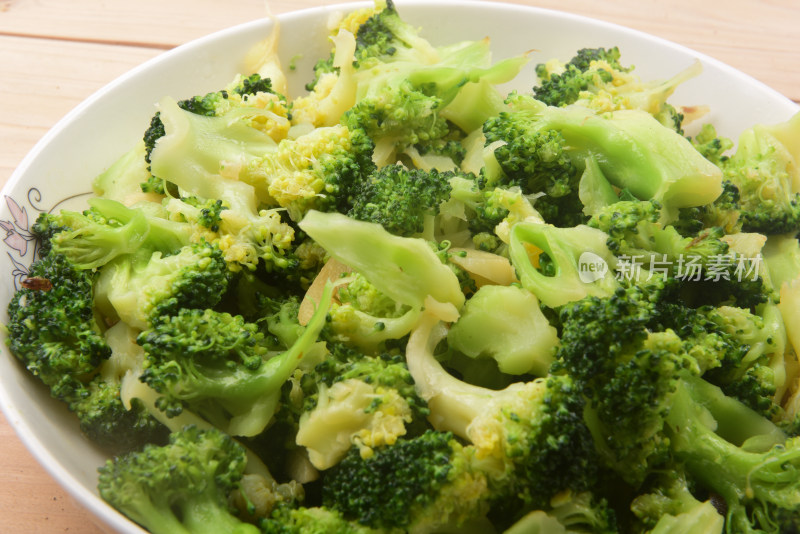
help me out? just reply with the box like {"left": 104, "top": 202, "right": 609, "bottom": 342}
{"left": 1, "top": 1, "right": 798, "bottom": 532}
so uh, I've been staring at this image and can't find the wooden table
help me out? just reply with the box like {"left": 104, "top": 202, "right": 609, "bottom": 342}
{"left": 0, "top": 0, "right": 797, "bottom": 531}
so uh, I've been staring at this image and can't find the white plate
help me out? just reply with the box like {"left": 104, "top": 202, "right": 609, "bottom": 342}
{"left": 0, "top": 1, "right": 797, "bottom": 532}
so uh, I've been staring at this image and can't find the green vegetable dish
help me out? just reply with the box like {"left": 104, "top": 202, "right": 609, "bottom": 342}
{"left": 7, "top": 1, "right": 800, "bottom": 532}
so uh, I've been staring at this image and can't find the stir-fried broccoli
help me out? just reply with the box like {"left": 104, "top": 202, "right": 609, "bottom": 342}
{"left": 347, "top": 164, "right": 454, "bottom": 237}
{"left": 533, "top": 46, "right": 699, "bottom": 133}
{"left": 6, "top": 215, "right": 165, "bottom": 451}
{"left": 291, "top": 343, "right": 429, "bottom": 470}
{"left": 97, "top": 426, "right": 261, "bottom": 534}
{"left": 405, "top": 310, "right": 600, "bottom": 523}
{"left": 7, "top": 2, "right": 800, "bottom": 533}
{"left": 322, "top": 429, "right": 492, "bottom": 532}
{"left": 137, "top": 283, "right": 334, "bottom": 437}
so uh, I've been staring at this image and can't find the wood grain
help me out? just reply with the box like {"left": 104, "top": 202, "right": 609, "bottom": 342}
{"left": 0, "top": 1, "right": 797, "bottom": 532}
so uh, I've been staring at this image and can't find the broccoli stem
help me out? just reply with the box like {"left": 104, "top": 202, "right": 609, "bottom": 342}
{"left": 666, "top": 378, "right": 800, "bottom": 525}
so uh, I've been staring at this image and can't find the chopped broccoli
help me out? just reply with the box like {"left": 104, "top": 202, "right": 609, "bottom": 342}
{"left": 97, "top": 426, "right": 261, "bottom": 534}
{"left": 299, "top": 210, "right": 465, "bottom": 310}
{"left": 142, "top": 73, "right": 288, "bottom": 194}
{"left": 497, "top": 94, "right": 723, "bottom": 218}
{"left": 534, "top": 47, "right": 629, "bottom": 107}
{"left": 447, "top": 284, "right": 559, "bottom": 376}
{"left": 137, "top": 282, "right": 334, "bottom": 437}
{"left": 261, "top": 505, "right": 383, "bottom": 534}
{"left": 534, "top": 46, "right": 700, "bottom": 134}
{"left": 322, "top": 430, "right": 492, "bottom": 532}
{"left": 406, "top": 310, "right": 600, "bottom": 520}
{"left": 483, "top": 113, "right": 585, "bottom": 227}
{"left": 503, "top": 491, "right": 618, "bottom": 534}
{"left": 325, "top": 271, "right": 421, "bottom": 353}
{"left": 508, "top": 220, "right": 619, "bottom": 308}
{"left": 6, "top": 216, "right": 164, "bottom": 451}
{"left": 347, "top": 164, "right": 454, "bottom": 236}
{"left": 93, "top": 241, "right": 232, "bottom": 330}
{"left": 293, "top": 343, "right": 429, "bottom": 470}
{"left": 720, "top": 113, "right": 800, "bottom": 235}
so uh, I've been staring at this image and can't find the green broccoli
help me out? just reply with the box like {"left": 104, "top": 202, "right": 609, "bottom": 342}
{"left": 405, "top": 309, "right": 600, "bottom": 521}
{"left": 630, "top": 468, "right": 724, "bottom": 533}
{"left": 137, "top": 282, "right": 334, "bottom": 437}
{"left": 719, "top": 113, "right": 800, "bottom": 235}
{"left": 298, "top": 210, "right": 465, "bottom": 311}
{"left": 588, "top": 199, "right": 772, "bottom": 309}
{"left": 321, "top": 430, "right": 493, "bottom": 532}
{"left": 534, "top": 47, "right": 629, "bottom": 107}
{"left": 261, "top": 505, "right": 384, "bottom": 534}
{"left": 482, "top": 114, "right": 584, "bottom": 227}
{"left": 325, "top": 271, "right": 422, "bottom": 353}
{"left": 292, "top": 343, "right": 429, "bottom": 470}
{"left": 97, "top": 426, "right": 261, "bottom": 534}
{"left": 553, "top": 273, "right": 800, "bottom": 533}
{"left": 495, "top": 94, "right": 723, "bottom": 218}
{"left": 93, "top": 241, "right": 232, "bottom": 330}
{"left": 666, "top": 377, "right": 800, "bottom": 534}
{"left": 503, "top": 491, "right": 618, "bottom": 534}
{"left": 6, "top": 215, "right": 165, "bottom": 451}
{"left": 142, "top": 72, "right": 288, "bottom": 194}
{"left": 533, "top": 46, "right": 700, "bottom": 134}
{"left": 347, "top": 164, "right": 454, "bottom": 237}
{"left": 49, "top": 197, "right": 191, "bottom": 270}
{"left": 552, "top": 274, "right": 784, "bottom": 486}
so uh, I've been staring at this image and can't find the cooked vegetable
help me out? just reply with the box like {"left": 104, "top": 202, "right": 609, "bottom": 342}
{"left": 5, "top": 1, "right": 800, "bottom": 533}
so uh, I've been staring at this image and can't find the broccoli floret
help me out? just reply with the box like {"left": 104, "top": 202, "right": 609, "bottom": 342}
{"left": 72, "top": 373, "right": 167, "bottom": 451}
{"left": 7, "top": 237, "right": 108, "bottom": 396}
{"left": 143, "top": 73, "right": 284, "bottom": 160}
{"left": 483, "top": 114, "right": 585, "bottom": 227}
{"left": 347, "top": 164, "right": 453, "bottom": 236}
{"left": 261, "top": 505, "right": 383, "bottom": 534}
{"left": 350, "top": 0, "right": 437, "bottom": 66}
{"left": 343, "top": 82, "right": 459, "bottom": 168}
{"left": 552, "top": 273, "right": 799, "bottom": 528}
{"left": 588, "top": 199, "right": 772, "bottom": 309}
{"left": 48, "top": 197, "right": 192, "bottom": 269}
{"left": 325, "top": 271, "right": 421, "bottom": 353}
{"left": 142, "top": 73, "right": 288, "bottom": 195}
{"left": 504, "top": 491, "right": 618, "bottom": 534}
{"left": 6, "top": 218, "right": 165, "bottom": 451}
{"left": 97, "top": 426, "right": 261, "bottom": 534}
{"left": 322, "top": 430, "right": 492, "bottom": 532}
{"left": 720, "top": 113, "right": 800, "bottom": 235}
{"left": 496, "top": 94, "right": 723, "bottom": 218}
{"left": 182, "top": 197, "right": 227, "bottom": 232}
{"left": 406, "top": 310, "right": 599, "bottom": 519}
{"left": 533, "top": 46, "right": 699, "bottom": 134}
{"left": 444, "top": 173, "right": 545, "bottom": 248}
{"left": 588, "top": 199, "right": 730, "bottom": 267}
{"left": 689, "top": 123, "right": 735, "bottom": 167}
{"left": 245, "top": 124, "right": 376, "bottom": 220}
{"left": 94, "top": 240, "right": 232, "bottom": 330}
{"left": 666, "top": 377, "right": 800, "bottom": 534}
{"left": 137, "top": 283, "right": 334, "bottom": 437}
{"left": 293, "top": 343, "right": 429, "bottom": 470}
{"left": 534, "top": 47, "right": 628, "bottom": 107}
{"left": 674, "top": 179, "right": 741, "bottom": 236}
{"left": 630, "top": 468, "right": 724, "bottom": 533}
{"left": 294, "top": 1, "right": 526, "bottom": 142}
